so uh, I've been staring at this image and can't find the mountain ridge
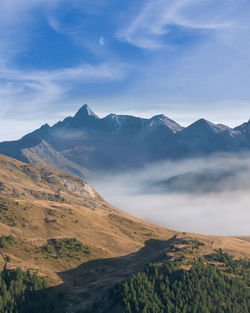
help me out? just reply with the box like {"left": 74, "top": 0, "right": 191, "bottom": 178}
{"left": 0, "top": 105, "right": 250, "bottom": 176}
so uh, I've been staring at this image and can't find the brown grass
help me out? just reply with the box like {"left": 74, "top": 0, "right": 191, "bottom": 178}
{"left": 0, "top": 153, "right": 249, "bottom": 292}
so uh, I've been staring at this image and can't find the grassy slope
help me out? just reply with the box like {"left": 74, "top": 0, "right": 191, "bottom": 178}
{"left": 0, "top": 154, "right": 176, "bottom": 282}
{"left": 0, "top": 154, "right": 249, "bottom": 309}
{"left": 237, "top": 236, "right": 250, "bottom": 242}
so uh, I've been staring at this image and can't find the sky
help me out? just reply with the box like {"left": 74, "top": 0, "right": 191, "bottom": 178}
{"left": 1, "top": 0, "right": 250, "bottom": 141}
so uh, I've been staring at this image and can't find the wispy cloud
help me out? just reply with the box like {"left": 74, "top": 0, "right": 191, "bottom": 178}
{"left": 117, "top": 0, "right": 238, "bottom": 49}
{"left": 0, "top": 61, "right": 129, "bottom": 118}
{"left": 0, "top": 0, "right": 130, "bottom": 115}
{"left": 0, "top": 62, "right": 128, "bottom": 82}
{"left": 0, "top": 0, "right": 133, "bottom": 140}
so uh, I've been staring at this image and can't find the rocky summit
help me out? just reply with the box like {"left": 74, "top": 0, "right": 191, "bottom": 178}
{"left": 0, "top": 105, "right": 250, "bottom": 176}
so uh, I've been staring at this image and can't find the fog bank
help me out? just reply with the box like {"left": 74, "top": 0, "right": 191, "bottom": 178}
{"left": 91, "top": 154, "right": 250, "bottom": 236}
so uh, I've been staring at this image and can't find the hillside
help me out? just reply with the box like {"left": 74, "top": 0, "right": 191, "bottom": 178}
{"left": 90, "top": 256, "right": 249, "bottom": 313}
{"left": 1, "top": 105, "right": 250, "bottom": 175}
{"left": 0, "top": 154, "right": 249, "bottom": 311}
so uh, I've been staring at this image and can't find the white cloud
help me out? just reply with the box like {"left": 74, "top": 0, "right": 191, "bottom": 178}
{"left": 0, "top": 119, "right": 54, "bottom": 142}
{"left": 0, "top": 62, "right": 129, "bottom": 115}
{"left": 0, "top": 0, "right": 133, "bottom": 140}
{"left": 117, "top": 0, "right": 241, "bottom": 49}
{"left": 0, "top": 62, "right": 127, "bottom": 82}
{"left": 92, "top": 154, "right": 250, "bottom": 236}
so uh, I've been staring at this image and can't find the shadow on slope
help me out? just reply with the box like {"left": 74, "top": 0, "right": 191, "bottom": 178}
{"left": 7, "top": 237, "right": 182, "bottom": 313}
{"left": 56, "top": 236, "right": 183, "bottom": 312}
{"left": 7, "top": 235, "right": 250, "bottom": 313}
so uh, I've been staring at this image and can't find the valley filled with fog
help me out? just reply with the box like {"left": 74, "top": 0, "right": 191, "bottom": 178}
{"left": 91, "top": 153, "right": 250, "bottom": 236}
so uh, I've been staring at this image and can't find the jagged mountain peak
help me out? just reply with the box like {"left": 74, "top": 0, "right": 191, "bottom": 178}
{"left": 31, "top": 123, "right": 51, "bottom": 135}
{"left": 151, "top": 114, "right": 167, "bottom": 119}
{"left": 188, "top": 118, "right": 218, "bottom": 130}
{"left": 2, "top": 105, "right": 250, "bottom": 173}
{"left": 40, "top": 123, "right": 50, "bottom": 129}
{"left": 182, "top": 118, "right": 230, "bottom": 136}
{"left": 63, "top": 104, "right": 100, "bottom": 128}
{"left": 234, "top": 119, "right": 250, "bottom": 134}
{"left": 74, "top": 104, "right": 99, "bottom": 119}
{"left": 150, "top": 114, "right": 183, "bottom": 132}
{"left": 193, "top": 118, "right": 214, "bottom": 126}
{"left": 104, "top": 113, "right": 118, "bottom": 119}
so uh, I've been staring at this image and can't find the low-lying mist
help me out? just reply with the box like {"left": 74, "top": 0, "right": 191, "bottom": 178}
{"left": 91, "top": 153, "right": 250, "bottom": 236}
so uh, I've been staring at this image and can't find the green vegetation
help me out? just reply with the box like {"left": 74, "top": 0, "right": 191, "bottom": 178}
{"left": 36, "top": 238, "right": 90, "bottom": 260}
{"left": 206, "top": 248, "right": 236, "bottom": 263}
{"left": 84, "top": 251, "right": 250, "bottom": 313}
{"left": 0, "top": 267, "right": 65, "bottom": 313}
{"left": 205, "top": 248, "right": 250, "bottom": 284}
{"left": 0, "top": 215, "right": 16, "bottom": 226}
{"left": 0, "top": 200, "right": 17, "bottom": 226}
{"left": 0, "top": 202, "right": 8, "bottom": 211}
{"left": 182, "top": 239, "right": 205, "bottom": 248}
{"left": 119, "top": 261, "right": 249, "bottom": 313}
{"left": 0, "top": 235, "right": 15, "bottom": 248}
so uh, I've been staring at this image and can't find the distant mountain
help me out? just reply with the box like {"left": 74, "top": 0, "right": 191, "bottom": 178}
{"left": 173, "top": 118, "right": 246, "bottom": 157}
{"left": 153, "top": 169, "right": 242, "bottom": 194}
{"left": 0, "top": 104, "right": 250, "bottom": 176}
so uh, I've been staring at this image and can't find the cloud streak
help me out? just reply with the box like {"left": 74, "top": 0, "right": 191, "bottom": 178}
{"left": 117, "top": 0, "right": 241, "bottom": 49}
{"left": 0, "top": 0, "right": 132, "bottom": 135}
{"left": 0, "top": 61, "right": 129, "bottom": 119}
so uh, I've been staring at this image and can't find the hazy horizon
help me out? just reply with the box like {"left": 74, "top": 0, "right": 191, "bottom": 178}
{"left": 1, "top": 104, "right": 250, "bottom": 142}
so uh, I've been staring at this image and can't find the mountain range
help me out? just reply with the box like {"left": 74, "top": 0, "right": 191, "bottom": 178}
{"left": 1, "top": 104, "right": 250, "bottom": 177}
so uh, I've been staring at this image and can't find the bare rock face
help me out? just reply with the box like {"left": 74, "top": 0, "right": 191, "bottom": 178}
{"left": 21, "top": 139, "right": 89, "bottom": 178}
{"left": 57, "top": 177, "right": 97, "bottom": 198}
{"left": 0, "top": 154, "right": 100, "bottom": 202}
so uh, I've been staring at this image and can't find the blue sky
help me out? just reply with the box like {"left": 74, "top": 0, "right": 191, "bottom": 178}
{"left": 1, "top": 0, "right": 250, "bottom": 140}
